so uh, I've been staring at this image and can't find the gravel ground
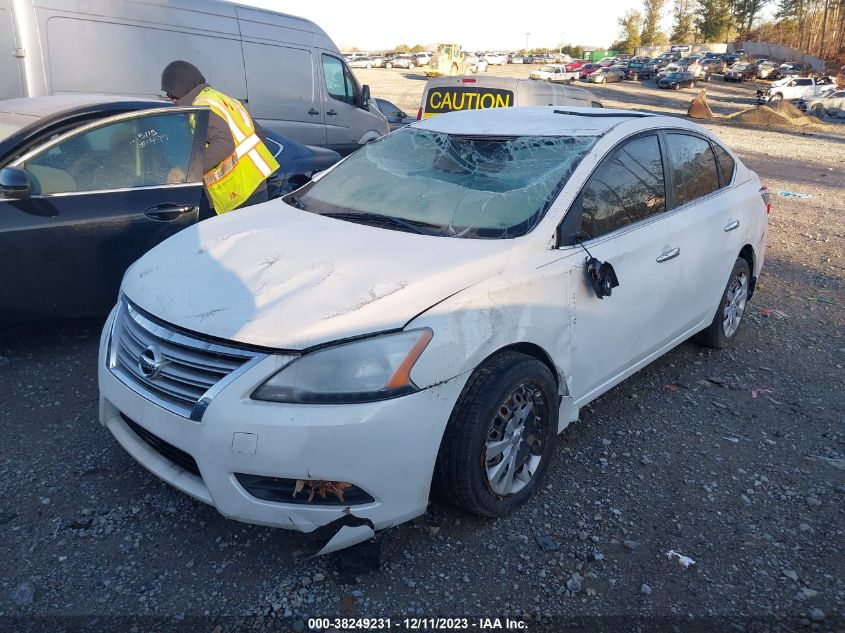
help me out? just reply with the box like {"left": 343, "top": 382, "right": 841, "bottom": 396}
{"left": 1, "top": 67, "right": 843, "bottom": 633}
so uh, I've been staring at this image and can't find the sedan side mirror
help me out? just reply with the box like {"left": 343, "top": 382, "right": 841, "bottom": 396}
{"left": 0, "top": 166, "right": 32, "bottom": 200}
{"left": 360, "top": 85, "right": 371, "bottom": 109}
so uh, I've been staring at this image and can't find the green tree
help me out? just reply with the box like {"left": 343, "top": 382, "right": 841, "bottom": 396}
{"left": 641, "top": 0, "right": 668, "bottom": 43}
{"left": 410, "top": 44, "right": 425, "bottom": 52}
{"left": 671, "top": 0, "right": 698, "bottom": 41}
{"left": 733, "top": 0, "right": 769, "bottom": 39}
{"left": 394, "top": 43, "right": 409, "bottom": 53}
{"left": 696, "top": 0, "right": 731, "bottom": 41}
{"left": 617, "top": 10, "right": 644, "bottom": 53}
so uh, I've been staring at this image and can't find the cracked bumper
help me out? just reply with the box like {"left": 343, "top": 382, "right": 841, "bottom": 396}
{"left": 97, "top": 313, "right": 466, "bottom": 547}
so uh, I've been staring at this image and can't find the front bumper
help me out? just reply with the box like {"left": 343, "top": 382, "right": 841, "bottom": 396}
{"left": 97, "top": 310, "right": 466, "bottom": 548}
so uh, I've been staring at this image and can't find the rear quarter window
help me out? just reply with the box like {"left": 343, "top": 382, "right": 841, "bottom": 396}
{"left": 713, "top": 143, "right": 736, "bottom": 186}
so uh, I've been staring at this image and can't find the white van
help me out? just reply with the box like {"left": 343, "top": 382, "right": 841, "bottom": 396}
{"left": 1, "top": 0, "right": 388, "bottom": 154}
{"left": 419, "top": 76, "right": 602, "bottom": 119}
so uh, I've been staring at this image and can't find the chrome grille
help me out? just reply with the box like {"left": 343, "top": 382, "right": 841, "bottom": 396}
{"left": 108, "top": 299, "right": 265, "bottom": 420}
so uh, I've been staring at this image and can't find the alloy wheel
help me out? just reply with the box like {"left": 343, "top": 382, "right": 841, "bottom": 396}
{"left": 484, "top": 384, "right": 547, "bottom": 496}
{"left": 722, "top": 270, "right": 748, "bottom": 337}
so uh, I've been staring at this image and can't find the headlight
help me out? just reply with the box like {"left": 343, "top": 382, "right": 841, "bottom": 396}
{"left": 251, "top": 329, "right": 433, "bottom": 404}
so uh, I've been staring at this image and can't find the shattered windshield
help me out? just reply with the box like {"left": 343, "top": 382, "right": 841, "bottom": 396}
{"left": 288, "top": 128, "right": 597, "bottom": 239}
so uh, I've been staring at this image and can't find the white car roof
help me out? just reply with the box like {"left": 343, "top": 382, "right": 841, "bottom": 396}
{"left": 414, "top": 106, "right": 665, "bottom": 137}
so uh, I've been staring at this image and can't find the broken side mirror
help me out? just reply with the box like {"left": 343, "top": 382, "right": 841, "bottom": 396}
{"left": 0, "top": 166, "right": 32, "bottom": 200}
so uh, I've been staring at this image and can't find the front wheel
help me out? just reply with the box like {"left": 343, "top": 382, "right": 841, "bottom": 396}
{"left": 769, "top": 93, "right": 783, "bottom": 102}
{"left": 811, "top": 104, "right": 825, "bottom": 118}
{"left": 695, "top": 257, "right": 751, "bottom": 349}
{"left": 385, "top": 62, "right": 393, "bottom": 69}
{"left": 434, "top": 352, "right": 558, "bottom": 517}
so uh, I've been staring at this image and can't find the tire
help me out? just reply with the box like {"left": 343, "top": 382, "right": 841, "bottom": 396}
{"left": 434, "top": 352, "right": 558, "bottom": 518}
{"left": 694, "top": 257, "right": 751, "bottom": 349}
{"left": 811, "top": 104, "right": 825, "bottom": 119}
{"left": 385, "top": 62, "right": 393, "bottom": 69}
{"left": 770, "top": 93, "right": 783, "bottom": 102}
{"left": 366, "top": 63, "right": 372, "bottom": 69}
{"left": 568, "top": 78, "right": 575, "bottom": 85}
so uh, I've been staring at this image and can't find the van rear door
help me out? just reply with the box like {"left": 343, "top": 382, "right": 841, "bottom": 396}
{"left": 0, "top": 0, "right": 22, "bottom": 99}
{"left": 241, "top": 42, "right": 325, "bottom": 146}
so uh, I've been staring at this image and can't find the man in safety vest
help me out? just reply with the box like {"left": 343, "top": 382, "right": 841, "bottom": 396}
{"left": 161, "top": 60, "right": 279, "bottom": 214}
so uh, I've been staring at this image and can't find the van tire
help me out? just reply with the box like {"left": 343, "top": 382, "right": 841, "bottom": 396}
{"left": 433, "top": 352, "right": 558, "bottom": 518}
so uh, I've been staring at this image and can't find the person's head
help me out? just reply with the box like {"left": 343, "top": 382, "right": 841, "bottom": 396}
{"left": 161, "top": 61, "right": 206, "bottom": 102}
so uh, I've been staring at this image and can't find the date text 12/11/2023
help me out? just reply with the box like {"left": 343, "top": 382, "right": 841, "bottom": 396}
{"left": 307, "top": 617, "right": 529, "bottom": 630}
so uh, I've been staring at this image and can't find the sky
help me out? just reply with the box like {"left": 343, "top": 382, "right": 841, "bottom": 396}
{"left": 236, "top": 0, "right": 654, "bottom": 51}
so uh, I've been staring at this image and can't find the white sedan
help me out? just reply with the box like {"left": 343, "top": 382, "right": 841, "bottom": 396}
{"left": 802, "top": 88, "right": 845, "bottom": 118}
{"left": 98, "top": 107, "right": 768, "bottom": 554}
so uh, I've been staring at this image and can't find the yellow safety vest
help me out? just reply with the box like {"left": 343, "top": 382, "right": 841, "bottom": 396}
{"left": 193, "top": 87, "right": 280, "bottom": 214}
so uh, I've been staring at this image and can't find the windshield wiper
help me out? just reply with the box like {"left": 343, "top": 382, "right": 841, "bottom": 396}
{"left": 321, "top": 211, "right": 444, "bottom": 236}
{"left": 285, "top": 195, "right": 306, "bottom": 210}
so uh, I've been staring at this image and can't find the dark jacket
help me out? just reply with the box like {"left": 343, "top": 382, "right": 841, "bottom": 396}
{"left": 161, "top": 62, "right": 268, "bottom": 192}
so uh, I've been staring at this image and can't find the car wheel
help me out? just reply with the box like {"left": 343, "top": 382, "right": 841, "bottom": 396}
{"left": 811, "top": 104, "right": 825, "bottom": 118}
{"left": 770, "top": 93, "right": 782, "bottom": 102}
{"left": 694, "top": 257, "right": 751, "bottom": 349}
{"left": 385, "top": 62, "right": 393, "bottom": 69}
{"left": 366, "top": 63, "right": 372, "bottom": 69}
{"left": 545, "top": 77, "right": 552, "bottom": 82}
{"left": 568, "top": 78, "right": 575, "bottom": 85}
{"left": 434, "top": 352, "right": 558, "bottom": 517}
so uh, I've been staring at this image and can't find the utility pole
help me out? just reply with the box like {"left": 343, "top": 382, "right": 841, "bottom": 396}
{"left": 525, "top": 32, "right": 531, "bottom": 53}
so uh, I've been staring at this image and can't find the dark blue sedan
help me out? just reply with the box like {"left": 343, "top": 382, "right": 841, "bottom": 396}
{"left": 0, "top": 95, "right": 339, "bottom": 328}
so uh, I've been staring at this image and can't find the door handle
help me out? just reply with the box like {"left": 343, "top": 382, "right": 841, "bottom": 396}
{"left": 308, "top": 108, "right": 320, "bottom": 116}
{"left": 144, "top": 203, "right": 195, "bottom": 221}
{"left": 326, "top": 109, "right": 338, "bottom": 116}
{"left": 723, "top": 219, "right": 740, "bottom": 232}
{"left": 656, "top": 247, "right": 680, "bottom": 263}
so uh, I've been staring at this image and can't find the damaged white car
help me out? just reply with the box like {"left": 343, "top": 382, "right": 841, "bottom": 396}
{"left": 98, "top": 107, "right": 769, "bottom": 554}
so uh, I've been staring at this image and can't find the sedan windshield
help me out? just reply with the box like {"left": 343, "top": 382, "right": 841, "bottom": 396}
{"left": 288, "top": 128, "right": 597, "bottom": 239}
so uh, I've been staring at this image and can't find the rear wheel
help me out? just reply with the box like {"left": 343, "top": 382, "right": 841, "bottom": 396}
{"left": 434, "top": 352, "right": 558, "bottom": 517}
{"left": 385, "top": 62, "right": 393, "bottom": 69}
{"left": 811, "top": 104, "right": 825, "bottom": 118}
{"left": 695, "top": 257, "right": 751, "bottom": 349}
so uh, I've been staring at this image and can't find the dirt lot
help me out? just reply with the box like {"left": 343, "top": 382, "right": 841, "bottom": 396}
{"left": 1, "top": 67, "right": 843, "bottom": 632}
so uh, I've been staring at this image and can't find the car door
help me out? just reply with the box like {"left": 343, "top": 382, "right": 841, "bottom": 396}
{"left": 826, "top": 90, "right": 845, "bottom": 116}
{"left": 0, "top": 107, "right": 208, "bottom": 326}
{"left": 320, "top": 53, "right": 378, "bottom": 154}
{"left": 558, "top": 133, "right": 696, "bottom": 403}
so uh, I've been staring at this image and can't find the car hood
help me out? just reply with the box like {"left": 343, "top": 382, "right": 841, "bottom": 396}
{"left": 122, "top": 202, "right": 512, "bottom": 350}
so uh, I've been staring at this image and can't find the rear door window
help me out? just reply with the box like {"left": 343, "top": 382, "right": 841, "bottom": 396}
{"left": 665, "top": 133, "right": 719, "bottom": 207}
{"left": 578, "top": 134, "right": 666, "bottom": 238}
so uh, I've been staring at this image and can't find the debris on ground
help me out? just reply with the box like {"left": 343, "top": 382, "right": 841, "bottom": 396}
{"left": 535, "top": 534, "right": 561, "bottom": 552}
{"left": 667, "top": 550, "right": 696, "bottom": 568}
{"left": 777, "top": 191, "right": 813, "bottom": 199}
{"left": 687, "top": 90, "right": 714, "bottom": 119}
{"left": 751, "top": 388, "right": 774, "bottom": 398}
